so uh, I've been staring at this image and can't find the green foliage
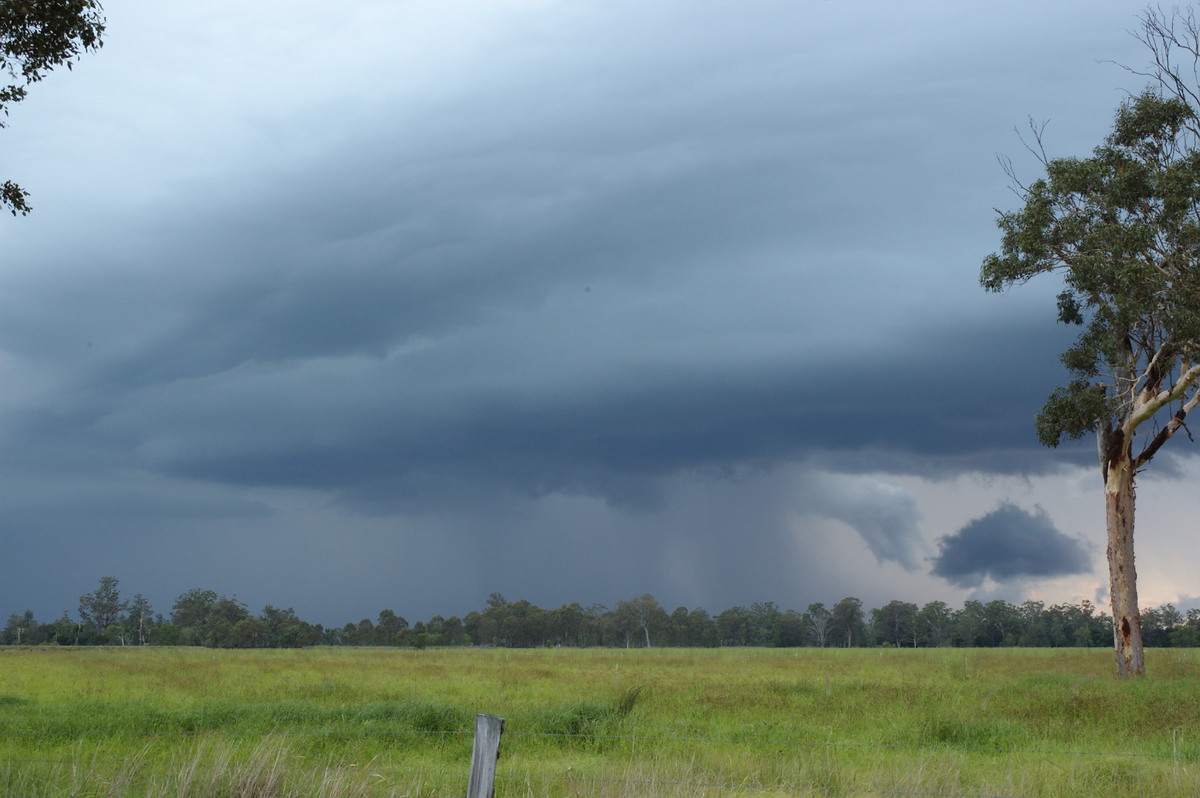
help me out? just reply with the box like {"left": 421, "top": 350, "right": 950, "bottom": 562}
{"left": 77, "top": 576, "right": 126, "bottom": 643}
{"left": 0, "top": 0, "right": 104, "bottom": 215}
{"left": 171, "top": 588, "right": 218, "bottom": 629}
{"left": 982, "top": 91, "right": 1200, "bottom": 450}
{"left": 0, "top": 180, "right": 28, "bottom": 215}
{"left": 1035, "top": 379, "right": 1113, "bottom": 446}
{"left": 0, "top": 0, "right": 104, "bottom": 104}
{"left": 830, "top": 596, "right": 868, "bottom": 647}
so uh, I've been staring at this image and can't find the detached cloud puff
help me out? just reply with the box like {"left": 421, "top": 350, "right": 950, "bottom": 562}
{"left": 931, "top": 503, "right": 1092, "bottom": 587}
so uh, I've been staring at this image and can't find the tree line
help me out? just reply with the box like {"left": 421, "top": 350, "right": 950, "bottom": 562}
{"left": 5, "top": 577, "right": 1200, "bottom": 650}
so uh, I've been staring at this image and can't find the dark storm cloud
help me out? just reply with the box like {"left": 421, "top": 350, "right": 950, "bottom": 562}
{"left": 72, "top": 304, "right": 1079, "bottom": 512}
{"left": 0, "top": 0, "right": 1157, "bottom": 622}
{"left": 931, "top": 503, "right": 1093, "bottom": 588}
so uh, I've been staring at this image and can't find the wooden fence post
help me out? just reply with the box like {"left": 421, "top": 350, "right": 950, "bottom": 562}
{"left": 466, "top": 713, "right": 504, "bottom": 798}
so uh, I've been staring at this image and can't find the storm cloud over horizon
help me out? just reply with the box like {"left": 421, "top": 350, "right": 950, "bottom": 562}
{"left": 2, "top": 0, "right": 1197, "bottom": 625}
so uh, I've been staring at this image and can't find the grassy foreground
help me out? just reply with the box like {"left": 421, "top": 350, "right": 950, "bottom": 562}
{"left": 1, "top": 646, "right": 1199, "bottom": 796}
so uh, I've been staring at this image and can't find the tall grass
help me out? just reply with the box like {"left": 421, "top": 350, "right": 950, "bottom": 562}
{"left": 1, "top": 646, "right": 1198, "bottom": 795}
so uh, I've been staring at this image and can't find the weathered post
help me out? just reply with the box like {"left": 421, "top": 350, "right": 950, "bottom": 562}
{"left": 466, "top": 713, "right": 504, "bottom": 798}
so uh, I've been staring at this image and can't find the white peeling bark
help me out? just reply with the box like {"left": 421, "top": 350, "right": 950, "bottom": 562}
{"left": 1105, "top": 451, "right": 1145, "bottom": 678}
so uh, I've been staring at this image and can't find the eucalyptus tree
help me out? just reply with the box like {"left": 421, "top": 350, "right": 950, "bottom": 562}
{"left": 375, "top": 608, "right": 407, "bottom": 645}
{"left": 126, "top": 594, "right": 154, "bottom": 646}
{"left": 78, "top": 576, "right": 125, "bottom": 642}
{"left": 714, "top": 606, "right": 750, "bottom": 647}
{"left": 829, "top": 597, "right": 867, "bottom": 648}
{"left": 916, "top": 600, "right": 955, "bottom": 647}
{"left": 612, "top": 594, "right": 667, "bottom": 648}
{"left": 871, "top": 600, "right": 919, "bottom": 647}
{"left": 682, "top": 607, "right": 719, "bottom": 647}
{"left": 805, "top": 602, "right": 832, "bottom": 647}
{"left": 982, "top": 88, "right": 1200, "bottom": 676}
{"left": 171, "top": 588, "right": 218, "bottom": 645}
{"left": 3, "top": 610, "right": 39, "bottom": 645}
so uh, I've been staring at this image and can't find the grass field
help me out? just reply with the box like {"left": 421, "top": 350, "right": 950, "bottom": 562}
{"left": 2, "top": 646, "right": 1200, "bottom": 796}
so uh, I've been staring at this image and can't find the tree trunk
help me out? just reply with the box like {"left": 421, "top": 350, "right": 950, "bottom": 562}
{"left": 1106, "top": 453, "right": 1145, "bottom": 678}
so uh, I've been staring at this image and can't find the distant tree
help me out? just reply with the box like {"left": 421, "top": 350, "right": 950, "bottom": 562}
{"left": 871, "top": 600, "right": 919, "bottom": 647}
{"left": 462, "top": 610, "right": 484, "bottom": 646}
{"left": 375, "top": 609, "right": 407, "bottom": 646}
{"left": 171, "top": 588, "right": 218, "bottom": 645}
{"left": 714, "top": 606, "right": 750, "bottom": 647}
{"left": 1170, "top": 624, "right": 1200, "bottom": 647}
{"left": 1018, "top": 600, "right": 1052, "bottom": 647}
{"left": 549, "top": 603, "right": 586, "bottom": 647}
{"left": 338, "top": 621, "right": 356, "bottom": 645}
{"left": 46, "top": 611, "right": 81, "bottom": 645}
{"left": 747, "top": 602, "right": 783, "bottom": 646}
{"left": 1058, "top": 600, "right": 1106, "bottom": 648}
{"left": 208, "top": 597, "right": 249, "bottom": 625}
{"left": 227, "top": 617, "right": 267, "bottom": 648}
{"left": 982, "top": 600, "right": 1021, "bottom": 647}
{"left": 78, "top": 576, "right": 126, "bottom": 643}
{"left": 473, "top": 595, "right": 552, "bottom": 647}
{"left": 473, "top": 606, "right": 501, "bottom": 646}
{"left": 829, "top": 597, "right": 867, "bottom": 648}
{"left": 916, "top": 601, "right": 955, "bottom": 647}
{"left": 689, "top": 607, "right": 720, "bottom": 647}
{"left": 1171, "top": 607, "right": 1200, "bottom": 647}
{"left": 440, "top": 615, "right": 466, "bottom": 646}
{"left": 0, "top": 0, "right": 105, "bottom": 215}
{"left": 169, "top": 589, "right": 254, "bottom": 647}
{"left": 497, "top": 600, "right": 548, "bottom": 647}
{"left": 805, "top": 603, "right": 832, "bottom": 648}
{"left": 154, "top": 620, "right": 181, "bottom": 646}
{"left": 347, "top": 618, "right": 374, "bottom": 646}
{"left": 2, "top": 612, "right": 21, "bottom": 644}
{"left": 425, "top": 615, "right": 447, "bottom": 645}
{"left": 3, "top": 610, "right": 41, "bottom": 645}
{"left": 582, "top": 604, "right": 608, "bottom": 647}
{"left": 633, "top": 595, "right": 669, "bottom": 647}
{"left": 982, "top": 8, "right": 1200, "bottom": 677}
{"left": 664, "top": 606, "right": 687, "bottom": 646}
{"left": 125, "top": 594, "right": 154, "bottom": 646}
{"left": 260, "top": 605, "right": 319, "bottom": 647}
{"left": 665, "top": 606, "right": 717, "bottom": 647}
{"left": 1142, "top": 603, "right": 1185, "bottom": 647}
{"left": 206, "top": 597, "right": 250, "bottom": 648}
{"left": 953, "top": 601, "right": 987, "bottom": 647}
{"left": 775, "top": 609, "right": 808, "bottom": 647}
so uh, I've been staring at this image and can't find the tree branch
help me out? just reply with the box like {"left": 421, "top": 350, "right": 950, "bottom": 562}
{"left": 1131, "top": 362, "right": 1200, "bottom": 467}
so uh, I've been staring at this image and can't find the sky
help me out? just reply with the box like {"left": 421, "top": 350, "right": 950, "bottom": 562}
{"left": 3, "top": 0, "right": 1199, "bottom": 628}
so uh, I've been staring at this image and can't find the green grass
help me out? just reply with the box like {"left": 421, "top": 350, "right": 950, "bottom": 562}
{"left": 1, "top": 646, "right": 1199, "bottom": 795}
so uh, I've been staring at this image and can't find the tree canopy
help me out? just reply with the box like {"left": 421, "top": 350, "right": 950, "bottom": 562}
{"left": 0, "top": 0, "right": 105, "bottom": 215}
{"left": 982, "top": 91, "right": 1200, "bottom": 459}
